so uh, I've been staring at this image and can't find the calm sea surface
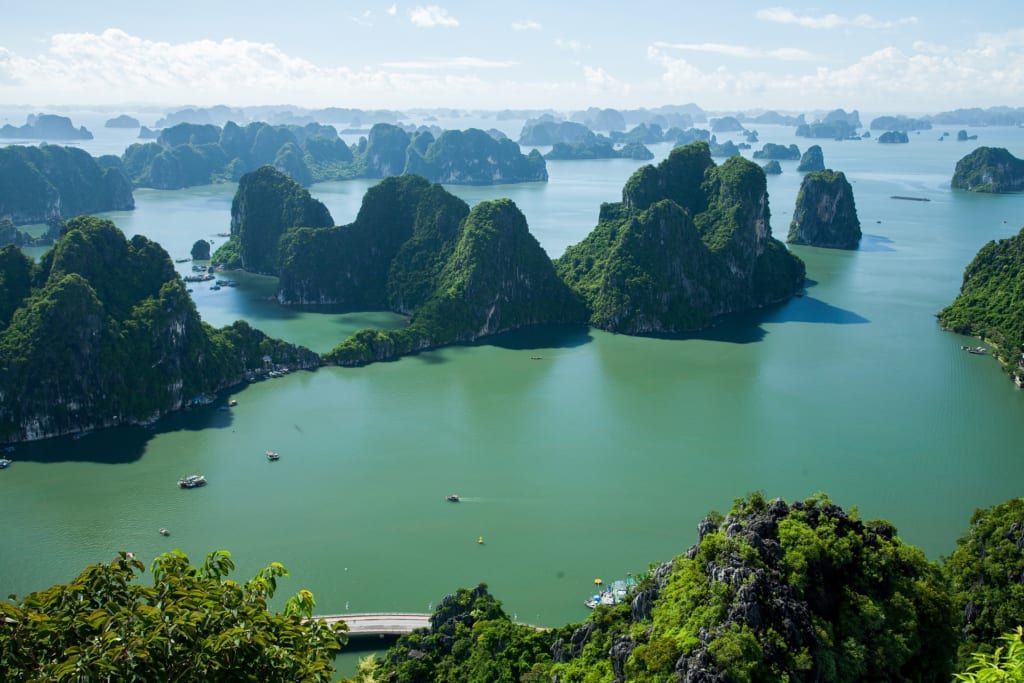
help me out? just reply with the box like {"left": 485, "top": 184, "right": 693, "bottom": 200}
{"left": 3, "top": 123, "right": 1024, "bottom": 673}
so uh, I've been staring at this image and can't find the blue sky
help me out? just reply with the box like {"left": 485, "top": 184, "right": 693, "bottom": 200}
{"left": 1, "top": 1, "right": 1021, "bottom": 112}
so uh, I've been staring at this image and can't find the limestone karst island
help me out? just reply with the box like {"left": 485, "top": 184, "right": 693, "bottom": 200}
{"left": 2, "top": 3, "right": 1024, "bottom": 681}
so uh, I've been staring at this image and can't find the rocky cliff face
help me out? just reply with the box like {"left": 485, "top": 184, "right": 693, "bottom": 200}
{"left": 0, "top": 146, "right": 134, "bottom": 225}
{"left": 324, "top": 198, "right": 586, "bottom": 366}
{"left": 277, "top": 175, "right": 466, "bottom": 308}
{"left": 787, "top": 170, "right": 861, "bottom": 249}
{"left": 0, "top": 217, "right": 318, "bottom": 443}
{"left": 797, "top": 145, "right": 825, "bottom": 172}
{"left": 555, "top": 142, "right": 805, "bottom": 334}
{"left": 225, "top": 166, "right": 333, "bottom": 274}
{"left": 951, "top": 147, "right": 1024, "bottom": 193}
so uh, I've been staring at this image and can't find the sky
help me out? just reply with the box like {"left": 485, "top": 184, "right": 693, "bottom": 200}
{"left": 0, "top": 1, "right": 1022, "bottom": 113}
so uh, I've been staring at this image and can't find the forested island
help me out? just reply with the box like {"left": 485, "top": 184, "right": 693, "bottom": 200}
{"left": 878, "top": 131, "right": 910, "bottom": 144}
{"left": 0, "top": 216, "right": 318, "bottom": 442}
{"left": 951, "top": 147, "right": 1024, "bottom": 193}
{"left": 556, "top": 142, "right": 805, "bottom": 333}
{"left": 122, "top": 121, "right": 546, "bottom": 190}
{"left": 0, "top": 145, "right": 134, "bottom": 226}
{"left": 787, "top": 170, "right": 861, "bottom": 249}
{"left": 0, "top": 114, "right": 93, "bottom": 141}
{"left": 939, "top": 227, "right": 1024, "bottom": 384}
{"left": 752, "top": 143, "right": 800, "bottom": 160}
{"left": 797, "top": 145, "right": 825, "bottom": 172}
{"left": 244, "top": 142, "right": 804, "bottom": 362}
{"left": 3, "top": 494, "right": 1021, "bottom": 681}
{"left": 544, "top": 138, "right": 653, "bottom": 161}
{"left": 104, "top": 115, "right": 140, "bottom": 129}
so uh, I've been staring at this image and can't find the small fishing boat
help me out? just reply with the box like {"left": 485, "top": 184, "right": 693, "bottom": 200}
{"left": 178, "top": 474, "right": 207, "bottom": 489}
{"left": 0, "top": 458, "right": 11, "bottom": 469}
{"left": 446, "top": 494, "right": 460, "bottom": 502}
{"left": 266, "top": 450, "right": 280, "bottom": 461}
{"left": 961, "top": 345, "right": 987, "bottom": 355}
{"left": 210, "top": 285, "right": 221, "bottom": 291}
{"left": 159, "top": 528, "right": 170, "bottom": 536}
{"left": 228, "top": 399, "right": 238, "bottom": 407}
{"left": 477, "top": 536, "right": 485, "bottom": 545}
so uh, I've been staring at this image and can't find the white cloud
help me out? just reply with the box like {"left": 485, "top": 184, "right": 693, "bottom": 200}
{"left": 653, "top": 41, "right": 814, "bottom": 61}
{"left": 351, "top": 10, "right": 373, "bottom": 27}
{"left": 387, "top": 4, "right": 397, "bottom": 16}
{"left": 582, "top": 65, "right": 631, "bottom": 96}
{"left": 646, "top": 28, "right": 1024, "bottom": 110}
{"left": 408, "top": 5, "right": 459, "bottom": 28}
{"left": 381, "top": 57, "right": 517, "bottom": 69}
{"left": 512, "top": 20, "right": 542, "bottom": 31}
{"left": 755, "top": 7, "right": 918, "bottom": 30}
{"left": 554, "top": 38, "right": 586, "bottom": 53}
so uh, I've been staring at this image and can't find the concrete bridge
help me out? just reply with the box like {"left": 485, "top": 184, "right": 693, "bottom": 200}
{"left": 317, "top": 613, "right": 431, "bottom": 637}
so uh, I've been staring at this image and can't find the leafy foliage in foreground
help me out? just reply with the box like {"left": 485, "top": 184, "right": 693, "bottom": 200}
{"left": 0, "top": 550, "right": 347, "bottom": 681}
{"left": 955, "top": 628, "right": 1024, "bottom": 682}
{"left": 939, "top": 227, "right": 1024, "bottom": 379}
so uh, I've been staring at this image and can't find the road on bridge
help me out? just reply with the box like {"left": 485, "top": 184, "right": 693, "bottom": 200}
{"left": 318, "top": 613, "right": 431, "bottom": 637}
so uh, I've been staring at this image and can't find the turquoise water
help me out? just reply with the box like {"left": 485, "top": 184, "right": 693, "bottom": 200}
{"left": 2, "top": 126, "right": 1024, "bottom": 671}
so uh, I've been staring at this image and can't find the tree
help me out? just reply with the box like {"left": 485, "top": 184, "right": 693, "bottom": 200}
{"left": 0, "top": 550, "right": 347, "bottom": 681}
{"left": 955, "top": 628, "right": 1024, "bottom": 682}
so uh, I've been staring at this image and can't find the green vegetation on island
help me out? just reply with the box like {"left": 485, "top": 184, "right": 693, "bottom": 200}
{"left": 878, "top": 131, "right": 911, "bottom": 144}
{"left": 752, "top": 143, "right": 800, "bottom": 160}
{"left": 190, "top": 238, "right": 210, "bottom": 260}
{"left": 709, "top": 116, "right": 744, "bottom": 132}
{"left": 545, "top": 138, "right": 653, "bottom": 161}
{"left": 787, "top": 170, "right": 861, "bottom": 249}
{"left": 0, "top": 550, "right": 346, "bottom": 681}
{"left": 945, "top": 498, "right": 1024, "bottom": 664}
{"left": 556, "top": 141, "right": 805, "bottom": 334}
{"left": 951, "top": 147, "right": 1024, "bottom": 193}
{"left": 939, "top": 227, "right": 1024, "bottom": 382}
{"left": 312, "top": 182, "right": 586, "bottom": 364}
{"left": 213, "top": 166, "right": 333, "bottom": 274}
{"left": 762, "top": 160, "right": 783, "bottom": 175}
{"left": 365, "top": 493, "right": 978, "bottom": 682}
{"left": 0, "top": 216, "right": 318, "bottom": 442}
{"left": 0, "top": 145, "right": 134, "bottom": 225}
{"left": 797, "top": 145, "right": 826, "bottom": 173}
{"left": 123, "top": 121, "right": 546, "bottom": 190}
{"left": 518, "top": 117, "right": 595, "bottom": 146}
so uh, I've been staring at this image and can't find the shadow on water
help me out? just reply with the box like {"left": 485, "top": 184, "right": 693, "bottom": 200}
{"left": 484, "top": 324, "right": 593, "bottom": 351}
{"left": 643, "top": 294, "right": 868, "bottom": 345}
{"left": 5, "top": 381, "right": 288, "bottom": 464}
{"left": 860, "top": 234, "right": 896, "bottom": 253}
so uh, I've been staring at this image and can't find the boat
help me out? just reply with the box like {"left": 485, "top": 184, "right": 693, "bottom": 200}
{"left": 530, "top": 356, "right": 543, "bottom": 360}
{"left": 159, "top": 528, "right": 170, "bottom": 536}
{"left": 178, "top": 474, "right": 207, "bottom": 489}
{"left": 446, "top": 494, "right": 460, "bottom": 502}
{"left": 584, "top": 575, "right": 637, "bottom": 609}
{"left": 210, "top": 285, "right": 221, "bottom": 291}
{"left": 174, "top": 258, "right": 190, "bottom": 263}
{"left": 0, "top": 458, "right": 11, "bottom": 469}
{"left": 477, "top": 536, "right": 485, "bottom": 545}
{"left": 961, "top": 345, "right": 987, "bottom": 355}
{"left": 228, "top": 399, "right": 238, "bottom": 407}
{"left": 266, "top": 450, "right": 280, "bottom": 461}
